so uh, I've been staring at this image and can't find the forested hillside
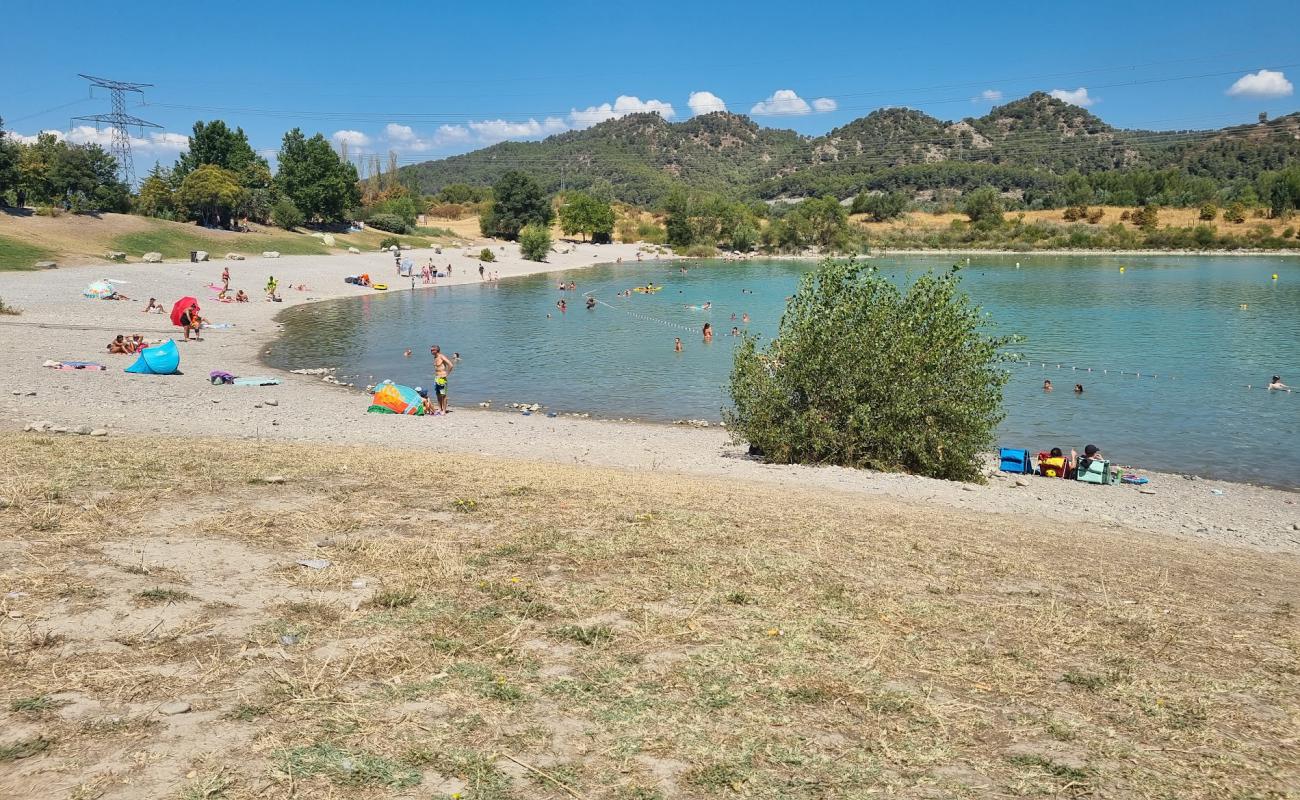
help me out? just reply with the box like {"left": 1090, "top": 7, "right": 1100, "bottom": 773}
{"left": 400, "top": 93, "right": 1300, "bottom": 209}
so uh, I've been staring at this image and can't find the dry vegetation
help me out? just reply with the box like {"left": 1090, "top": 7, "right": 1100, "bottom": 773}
{"left": 1, "top": 433, "right": 1297, "bottom": 799}
{"left": 852, "top": 206, "right": 1277, "bottom": 240}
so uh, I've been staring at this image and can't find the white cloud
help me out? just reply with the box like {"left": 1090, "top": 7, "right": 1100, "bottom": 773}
{"left": 4, "top": 129, "right": 60, "bottom": 145}
{"left": 974, "top": 89, "right": 1003, "bottom": 103}
{"left": 434, "top": 124, "right": 470, "bottom": 144}
{"left": 1048, "top": 87, "right": 1096, "bottom": 107}
{"left": 688, "top": 90, "right": 727, "bottom": 116}
{"left": 750, "top": 89, "right": 810, "bottom": 115}
{"left": 749, "top": 89, "right": 838, "bottom": 116}
{"left": 53, "top": 125, "right": 189, "bottom": 152}
{"left": 331, "top": 129, "right": 370, "bottom": 148}
{"left": 147, "top": 132, "right": 190, "bottom": 152}
{"left": 385, "top": 123, "right": 417, "bottom": 143}
{"left": 468, "top": 117, "right": 568, "bottom": 142}
{"left": 568, "top": 95, "right": 675, "bottom": 128}
{"left": 1226, "top": 69, "right": 1294, "bottom": 98}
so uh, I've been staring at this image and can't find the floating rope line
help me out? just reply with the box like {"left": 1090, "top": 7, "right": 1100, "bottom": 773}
{"left": 1009, "top": 357, "right": 1294, "bottom": 393}
{"left": 582, "top": 291, "right": 702, "bottom": 333}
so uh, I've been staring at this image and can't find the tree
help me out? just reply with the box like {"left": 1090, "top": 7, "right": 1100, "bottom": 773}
{"left": 135, "top": 164, "right": 176, "bottom": 219}
{"left": 1132, "top": 204, "right": 1159, "bottom": 231}
{"left": 800, "top": 195, "right": 850, "bottom": 249}
{"left": 0, "top": 117, "right": 19, "bottom": 203}
{"left": 558, "top": 191, "right": 615, "bottom": 241}
{"left": 479, "top": 170, "right": 553, "bottom": 240}
{"left": 1198, "top": 203, "right": 1217, "bottom": 221}
{"left": 274, "top": 129, "right": 360, "bottom": 224}
{"left": 963, "top": 187, "right": 1003, "bottom": 225}
{"left": 851, "top": 190, "right": 909, "bottom": 222}
{"left": 176, "top": 165, "right": 246, "bottom": 228}
{"left": 1223, "top": 202, "right": 1248, "bottom": 224}
{"left": 175, "top": 120, "right": 268, "bottom": 186}
{"left": 519, "top": 223, "right": 552, "bottom": 261}
{"left": 725, "top": 259, "right": 1011, "bottom": 482}
{"left": 271, "top": 197, "right": 305, "bottom": 230}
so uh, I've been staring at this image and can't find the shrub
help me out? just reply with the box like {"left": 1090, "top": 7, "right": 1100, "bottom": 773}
{"left": 616, "top": 218, "right": 639, "bottom": 243}
{"left": 270, "top": 198, "right": 305, "bottom": 230}
{"left": 962, "top": 187, "right": 1003, "bottom": 225}
{"left": 1199, "top": 203, "right": 1218, "bottom": 221}
{"left": 682, "top": 243, "right": 718, "bottom": 258}
{"left": 1086, "top": 207, "right": 1104, "bottom": 224}
{"left": 1192, "top": 224, "right": 1217, "bottom": 248}
{"left": 1062, "top": 205, "right": 1088, "bottom": 222}
{"left": 726, "top": 259, "right": 1012, "bottom": 482}
{"left": 366, "top": 213, "right": 409, "bottom": 234}
{"left": 636, "top": 221, "right": 667, "bottom": 244}
{"left": 1223, "top": 203, "right": 1248, "bottom": 224}
{"left": 518, "top": 223, "right": 551, "bottom": 262}
{"left": 378, "top": 236, "right": 401, "bottom": 250}
{"left": 479, "top": 248, "right": 496, "bottom": 262}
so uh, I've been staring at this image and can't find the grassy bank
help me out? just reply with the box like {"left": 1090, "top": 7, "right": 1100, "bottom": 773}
{"left": 1, "top": 434, "right": 1296, "bottom": 798}
{"left": 0, "top": 234, "right": 54, "bottom": 271}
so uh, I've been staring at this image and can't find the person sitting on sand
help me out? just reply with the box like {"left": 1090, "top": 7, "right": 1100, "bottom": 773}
{"left": 131, "top": 334, "right": 146, "bottom": 352}
{"left": 143, "top": 297, "right": 163, "bottom": 313}
{"left": 107, "top": 335, "right": 130, "bottom": 354}
{"left": 1040, "top": 447, "right": 1073, "bottom": 478}
{"left": 1268, "top": 375, "right": 1290, "bottom": 391}
{"left": 235, "top": 289, "right": 249, "bottom": 303}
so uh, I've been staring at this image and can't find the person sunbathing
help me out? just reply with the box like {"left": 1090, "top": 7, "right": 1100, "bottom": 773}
{"left": 235, "top": 289, "right": 249, "bottom": 303}
{"left": 107, "top": 335, "right": 130, "bottom": 354}
{"left": 143, "top": 297, "right": 163, "bottom": 313}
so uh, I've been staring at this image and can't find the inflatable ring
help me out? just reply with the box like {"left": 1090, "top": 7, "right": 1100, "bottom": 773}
{"left": 373, "top": 284, "right": 388, "bottom": 291}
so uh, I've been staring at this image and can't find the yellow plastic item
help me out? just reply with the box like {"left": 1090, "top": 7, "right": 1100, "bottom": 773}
{"left": 373, "top": 284, "right": 388, "bottom": 290}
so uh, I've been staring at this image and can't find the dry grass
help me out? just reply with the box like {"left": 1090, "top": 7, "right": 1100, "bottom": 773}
{"left": 853, "top": 205, "right": 1275, "bottom": 239}
{"left": 0, "top": 432, "right": 1296, "bottom": 799}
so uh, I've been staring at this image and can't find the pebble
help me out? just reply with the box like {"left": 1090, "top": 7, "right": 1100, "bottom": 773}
{"left": 1139, "top": 488, "right": 1156, "bottom": 495}
{"left": 962, "top": 485, "right": 976, "bottom": 492}
{"left": 296, "top": 559, "right": 331, "bottom": 570}
{"left": 74, "top": 425, "right": 92, "bottom": 435}
{"left": 265, "top": 399, "right": 279, "bottom": 407}
{"left": 158, "top": 700, "right": 191, "bottom": 716}
{"left": 1014, "top": 478, "right": 1030, "bottom": 487}
{"left": 351, "top": 579, "right": 367, "bottom": 589}
{"left": 279, "top": 634, "right": 300, "bottom": 646}
{"left": 263, "top": 476, "right": 285, "bottom": 484}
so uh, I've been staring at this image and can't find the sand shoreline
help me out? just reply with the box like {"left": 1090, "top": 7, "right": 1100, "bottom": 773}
{"left": 1, "top": 243, "right": 1297, "bottom": 555}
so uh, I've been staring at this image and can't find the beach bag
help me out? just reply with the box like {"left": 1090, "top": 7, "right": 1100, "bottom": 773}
{"left": 1076, "top": 458, "right": 1117, "bottom": 485}
{"left": 998, "top": 448, "right": 1033, "bottom": 474}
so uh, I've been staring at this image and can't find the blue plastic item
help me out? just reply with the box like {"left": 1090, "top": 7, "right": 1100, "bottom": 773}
{"left": 998, "top": 447, "right": 1033, "bottom": 474}
{"left": 124, "top": 339, "right": 180, "bottom": 375}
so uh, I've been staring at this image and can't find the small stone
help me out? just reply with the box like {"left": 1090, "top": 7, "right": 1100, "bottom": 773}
{"left": 1139, "top": 488, "right": 1156, "bottom": 495}
{"left": 296, "top": 559, "right": 331, "bottom": 570}
{"left": 262, "top": 251, "right": 280, "bottom": 259}
{"left": 74, "top": 425, "right": 92, "bottom": 435}
{"left": 7, "top": 611, "right": 24, "bottom": 619}
{"left": 158, "top": 700, "right": 191, "bottom": 716}
{"left": 1014, "top": 478, "right": 1030, "bottom": 487}
{"left": 51, "top": 425, "right": 69, "bottom": 434}
{"left": 34, "top": 260, "right": 57, "bottom": 269}
{"left": 89, "top": 429, "right": 108, "bottom": 437}
{"left": 263, "top": 475, "right": 285, "bottom": 484}
{"left": 264, "top": 399, "right": 278, "bottom": 407}
{"left": 279, "top": 634, "right": 300, "bottom": 646}
{"left": 351, "top": 579, "right": 367, "bottom": 589}
{"left": 962, "top": 485, "right": 977, "bottom": 492}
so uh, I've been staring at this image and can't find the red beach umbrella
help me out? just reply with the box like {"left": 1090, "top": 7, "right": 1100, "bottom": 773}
{"left": 170, "top": 296, "right": 199, "bottom": 327}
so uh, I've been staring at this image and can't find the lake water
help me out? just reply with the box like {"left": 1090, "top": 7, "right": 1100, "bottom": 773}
{"left": 268, "top": 255, "right": 1300, "bottom": 488}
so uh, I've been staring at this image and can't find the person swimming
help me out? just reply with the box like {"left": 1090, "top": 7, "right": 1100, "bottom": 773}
{"left": 1074, "top": 383, "right": 1083, "bottom": 393}
{"left": 1043, "top": 379, "right": 1053, "bottom": 392}
{"left": 741, "top": 313, "right": 750, "bottom": 324}
{"left": 1268, "top": 375, "right": 1290, "bottom": 390}
{"left": 674, "top": 337, "right": 682, "bottom": 352}
{"left": 585, "top": 296, "right": 596, "bottom": 310}
{"left": 702, "top": 322, "right": 713, "bottom": 342}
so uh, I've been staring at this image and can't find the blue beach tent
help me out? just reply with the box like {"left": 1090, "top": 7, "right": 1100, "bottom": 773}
{"left": 124, "top": 339, "right": 181, "bottom": 375}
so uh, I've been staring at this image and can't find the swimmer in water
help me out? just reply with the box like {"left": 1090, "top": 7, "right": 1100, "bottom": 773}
{"left": 586, "top": 296, "right": 596, "bottom": 310}
{"left": 1043, "top": 379, "right": 1053, "bottom": 392}
{"left": 741, "top": 313, "right": 750, "bottom": 324}
{"left": 702, "top": 322, "right": 713, "bottom": 342}
{"left": 730, "top": 313, "right": 736, "bottom": 321}
{"left": 674, "top": 337, "right": 683, "bottom": 352}
{"left": 1074, "top": 383, "right": 1084, "bottom": 393}
{"left": 557, "top": 299, "right": 567, "bottom": 312}
{"left": 403, "top": 349, "right": 412, "bottom": 358}
{"left": 1268, "top": 375, "right": 1290, "bottom": 391}
{"left": 731, "top": 326, "right": 740, "bottom": 336}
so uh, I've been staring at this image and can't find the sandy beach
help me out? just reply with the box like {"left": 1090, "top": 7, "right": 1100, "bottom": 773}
{"left": 1, "top": 243, "right": 1296, "bottom": 554}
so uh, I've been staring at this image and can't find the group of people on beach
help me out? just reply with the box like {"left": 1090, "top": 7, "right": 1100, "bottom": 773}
{"left": 106, "top": 333, "right": 148, "bottom": 354}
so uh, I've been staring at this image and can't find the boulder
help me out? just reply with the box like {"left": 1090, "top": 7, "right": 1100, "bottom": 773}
{"left": 321, "top": 234, "right": 336, "bottom": 246}
{"left": 399, "top": 244, "right": 413, "bottom": 250}
{"left": 106, "top": 251, "right": 127, "bottom": 262}
{"left": 193, "top": 250, "right": 210, "bottom": 262}
{"left": 347, "top": 246, "right": 361, "bottom": 254}
{"left": 225, "top": 253, "right": 245, "bottom": 261}
{"left": 34, "top": 261, "right": 57, "bottom": 269}
{"left": 141, "top": 252, "right": 163, "bottom": 263}
{"left": 262, "top": 251, "right": 280, "bottom": 259}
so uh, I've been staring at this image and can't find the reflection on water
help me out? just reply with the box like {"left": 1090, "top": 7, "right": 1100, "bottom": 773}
{"left": 268, "top": 255, "right": 1300, "bottom": 488}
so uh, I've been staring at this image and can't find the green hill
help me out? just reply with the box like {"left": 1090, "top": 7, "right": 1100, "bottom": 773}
{"left": 400, "top": 93, "right": 1300, "bottom": 207}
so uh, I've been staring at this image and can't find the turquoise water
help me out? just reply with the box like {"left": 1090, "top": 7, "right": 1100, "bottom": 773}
{"left": 268, "top": 255, "right": 1300, "bottom": 488}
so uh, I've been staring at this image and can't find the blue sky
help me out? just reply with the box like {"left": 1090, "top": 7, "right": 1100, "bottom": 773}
{"left": 3, "top": 0, "right": 1296, "bottom": 177}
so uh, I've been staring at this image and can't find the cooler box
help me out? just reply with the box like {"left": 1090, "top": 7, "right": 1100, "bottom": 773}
{"left": 1077, "top": 459, "right": 1119, "bottom": 485}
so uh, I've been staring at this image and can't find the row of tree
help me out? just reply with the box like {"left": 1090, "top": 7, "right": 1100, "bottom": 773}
{"left": 136, "top": 121, "right": 360, "bottom": 229}
{"left": 0, "top": 117, "right": 129, "bottom": 212}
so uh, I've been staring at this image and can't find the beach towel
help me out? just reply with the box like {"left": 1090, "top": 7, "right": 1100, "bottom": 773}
{"left": 44, "top": 360, "right": 107, "bottom": 371}
{"left": 1121, "top": 474, "right": 1150, "bottom": 485}
{"left": 232, "top": 377, "right": 282, "bottom": 386}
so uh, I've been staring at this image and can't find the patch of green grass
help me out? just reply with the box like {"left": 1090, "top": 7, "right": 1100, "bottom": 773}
{"left": 686, "top": 760, "right": 747, "bottom": 790}
{"left": 225, "top": 703, "right": 271, "bottom": 722}
{"left": 413, "top": 225, "right": 459, "bottom": 237}
{"left": 1008, "top": 753, "right": 1091, "bottom": 783}
{"left": 369, "top": 589, "right": 417, "bottom": 609}
{"left": 0, "top": 233, "right": 53, "bottom": 270}
{"left": 1061, "top": 668, "right": 1126, "bottom": 691}
{"left": 110, "top": 225, "right": 330, "bottom": 260}
{"left": 180, "top": 769, "right": 233, "bottom": 800}
{"left": 554, "top": 624, "right": 613, "bottom": 646}
{"left": 136, "top": 587, "right": 194, "bottom": 604}
{"left": 0, "top": 736, "right": 51, "bottom": 761}
{"left": 9, "top": 695, "right": 66, "bottom": 714}
{"left": 276, "top": 743, "right": 421, "bottom": 788}
{"left": 428, "top": 749, "right": 513, "bottom": 798}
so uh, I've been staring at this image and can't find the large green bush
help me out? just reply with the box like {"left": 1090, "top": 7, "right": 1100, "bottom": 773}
{"left": 271, "top": 198, "right": 305, "bottom": 230}
{"left": 725, "top": 258, "right": 1012, "bottom": 482}
{"left": 518, "top": 223, "right": 551, "bottom": 262}
{"left": 367, "top": 213, "right": 409, "bottom": 234}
